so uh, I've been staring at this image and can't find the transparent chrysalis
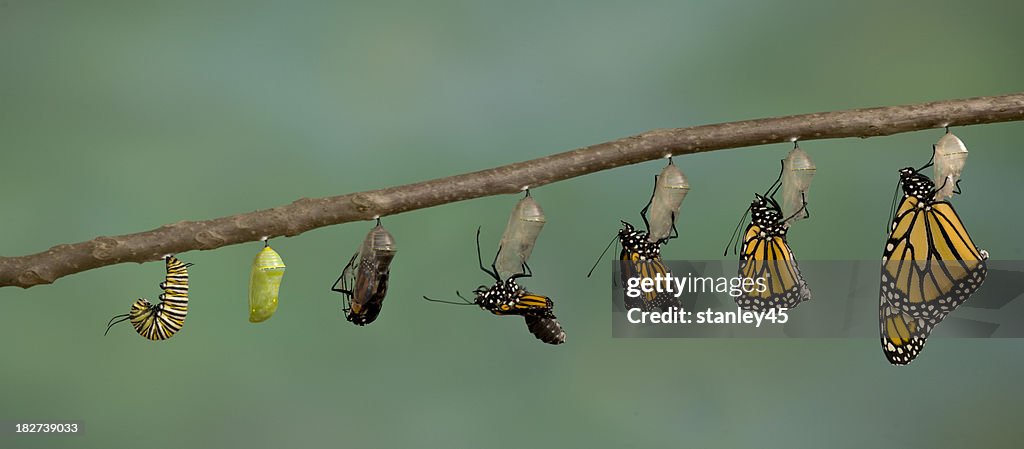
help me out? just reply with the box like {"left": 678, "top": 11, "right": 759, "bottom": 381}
{"left": 781, "top": 143, "right": 815, "bottom": 225}
{"left": 494, "top": 191, "right": 546, "bottom": 280}
{"left": 646, "top": 159, "right": 690, "bottom": 243}
{"left": 933, "top": 130, "right": 968, "bottom": 201}
{"left": 331, "top": 220, "right": 397, "bottom": 326}
{"left": 249, "top": 243, "right": 286, "bottom": 323}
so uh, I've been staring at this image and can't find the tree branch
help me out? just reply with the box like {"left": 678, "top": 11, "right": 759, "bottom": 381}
{"left": 3, "top": 93, "right": 1023, "bottom": 289}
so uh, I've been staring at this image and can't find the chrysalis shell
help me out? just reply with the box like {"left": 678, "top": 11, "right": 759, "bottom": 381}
{"left": 782, "top": 144, "right": 815, "bottom": 224}
{"left": 495, "top": 194, "right": 546, "bottom": 280}
{"left": 334, "top": 222, "right": 397, "bottom": 325}
{"left": 933, "top": 131, "right": 968, "bottom": 201}
{"left": 249, "top": 245, "right": 285, "bottom": 323}
{"left": 646, "top": 160, "right": 690, "bottom": 243}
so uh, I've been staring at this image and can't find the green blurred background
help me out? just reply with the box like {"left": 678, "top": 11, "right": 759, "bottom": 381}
{"left": 2, "top": 1, "right": 1023, "bottom": 447}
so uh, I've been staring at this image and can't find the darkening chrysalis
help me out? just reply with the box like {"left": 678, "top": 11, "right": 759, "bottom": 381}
{"left": 331, "top": 219, "right": 397, "bottom": 326}
{"left": 494, "top": 190, "right": 546, "bottom": 280}
{"left": 781, "top": 142, "right": 815, "bottom": 225}
{"left": 645, "top": 159, "right": 690, "bottom": 243}
{"left": 249, "top": 242, "right": 286, "bottom": 323}
{"left": 932, "top": 130, "right": 968, "bottom": 201}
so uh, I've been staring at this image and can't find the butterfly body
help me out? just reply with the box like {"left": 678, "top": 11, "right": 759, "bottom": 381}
{"left": 618, "top": 221, "right": 678, "bottom": 311}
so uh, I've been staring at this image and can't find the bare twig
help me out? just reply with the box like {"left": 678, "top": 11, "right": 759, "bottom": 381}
{"left": 2, "top": 93, "right": 1023, "bottom": 289}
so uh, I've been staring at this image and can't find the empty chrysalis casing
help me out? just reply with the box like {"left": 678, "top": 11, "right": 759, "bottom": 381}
{"left": 781, "top": 144, "right": 815, "bottom": 224}
{"left": 249, "top": 245, "right": 286, "bottom": 323}
{"left": 646, "top": 160, "right": 690, "bottom": 242}
{"left": 335, "top": 222, "right": 397, "bottom": 325}
{"left": 933, "top": 131, "right": 968, "bottom": 201}
{"left": 495, "top": 194, "right": 546, "bottom": 280}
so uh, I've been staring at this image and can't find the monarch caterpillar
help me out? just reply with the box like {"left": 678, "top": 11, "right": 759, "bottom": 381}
{"left": 879, "top": 158, "right": 988, "bottom": 365}
{"left": 932, "top": 129, "right": 968, "bottom": 201}
{"left": 104, "top": 255, "right": 193, "bottom": 340}
{"left": 424, "top": 228, "right": 565, "bottom": 345}
{"left": 249, "top": 241, "right": 286, "bottom": 323}
{"left": 781, "top": 142, "right": 815, "bottom": 225}
{"left": 494, "top": 190, "right": 546, "bottom": 280}
{"left": 727, "top": 161, "right": 811, "bottom": 311}
{"left": 645, "top": 159, "right": 690, "bottom": 243}
{"left": 331, "top": 219, "right": 397, "bottom": 326}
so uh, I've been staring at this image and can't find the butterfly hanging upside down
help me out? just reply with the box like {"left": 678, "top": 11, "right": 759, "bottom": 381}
{"left": 727, "top": 161, "right": 812, "bottom": 312}
{"left": 424, "top": 228, "right": 566, "bottom": 345}
{"left": 616, "top": 220, "right": 679, "bottom": 312}
{"left": 879, "top": 159, "right": 988, "bottom": 366}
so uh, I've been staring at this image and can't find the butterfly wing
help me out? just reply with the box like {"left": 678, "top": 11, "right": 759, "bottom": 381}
{"left": 881, "top": 196, "right": 987, "bottom": 319}
{"left": 736, "top": 224, "right": 811, "bottom": 311}
{"left": 879, "top": 293, "right": 935, "bottom": 365}
{"left": 619, "top": 255, "right": 679, "bottom": 312}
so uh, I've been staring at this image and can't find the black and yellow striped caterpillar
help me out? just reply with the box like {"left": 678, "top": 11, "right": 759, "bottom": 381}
{"left": 104, "top": 255, "right": 193, "bottom": 340}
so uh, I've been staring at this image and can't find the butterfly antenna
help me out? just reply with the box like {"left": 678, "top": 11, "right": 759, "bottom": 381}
{"left": 887, "top": 177, "right": 902, "bottom": 234}
{"left": 586, "top": 233, "right": 619, "bottom": 278}
{"left": 422, "top": 292, "right": 475, "bottom": 306}
{"left": 724, "top": 207, "right": 750, "bottom": 257}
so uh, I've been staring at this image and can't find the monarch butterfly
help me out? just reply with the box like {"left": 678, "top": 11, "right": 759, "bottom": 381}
{"left": 727, "top": 162, "right": 811, "bottom": 311}
{"left": 932, "top": 130, "right": 968, "bottom": 201}
{"left": 249, "top": 241, "right": 286, "bottom": 323}
{"left": 424, "top": 228, "right": 565, "bottom": 345}
{"left": 781, "top": 142, "right": 815, "bottom": 225}
{"left": 104, "top": 255, "right": 193, "bottom": 340}
{"left": 331, "top": 219, "right": 397, "bottom": 326}
{"left": 879, "top": 159, "right": 988, "bottom": 365}
{"left": 617, "top": 221, "right": 678, "bottom": 312}
{"left": 645, "top": 159, "right": 690, "bottom": 243}
{"left": 587, "top": 164, "right": 682, "bottom": 312}
{"left": 494, "top": 190, "right": 546, "bottom": 280}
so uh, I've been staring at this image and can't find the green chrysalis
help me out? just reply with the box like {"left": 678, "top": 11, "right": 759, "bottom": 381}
{"left": 249, "top": 243, "right": 286, "bottom": 323}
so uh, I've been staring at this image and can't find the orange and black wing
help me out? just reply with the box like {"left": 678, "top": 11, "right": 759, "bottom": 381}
{"left": 736, "top": 225, "right": 810, "bottom": 311}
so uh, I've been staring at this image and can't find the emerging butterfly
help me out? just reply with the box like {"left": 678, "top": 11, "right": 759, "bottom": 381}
{"left": 726, "top": 162, "right": 811, "bottom": 312}
{"left": 616, "top": 221, "right": 679, "bottom": 312}
{"left": 424, "top": 228, "right": 565, "bottom": 345}
{"left": 879, "top": 157, "right": 988, "bottom": 365}
{"left": 588, "top": 169, "right": 682, "bottom": 312}
{"left": 331, "top": 219, "right": 397, "bottom": 326}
